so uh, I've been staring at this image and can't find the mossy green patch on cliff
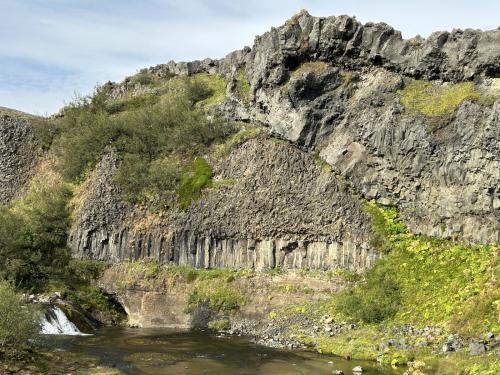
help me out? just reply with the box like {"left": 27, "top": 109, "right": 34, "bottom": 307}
{"left": 399, "top": 80, "right": 488, "bottom": 117}
{"left": 213, "top": 123, "right": 262, "bottom": 159}
{"left": 290, "top": 61, "right": 329, "bottom": 78}
{"left": 235, "top": 69, "right": 251, "bottom": 106}
{"left": 176, "top": 157, "right": 213, "bottom": 210}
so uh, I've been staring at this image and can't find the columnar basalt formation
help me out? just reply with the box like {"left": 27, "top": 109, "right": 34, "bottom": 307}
{"left": 136, "top": 11, "right": 499, "bottom": 243}
{"left": 69, "top": 137, "right": 378, "bottom": 271}
{"left": 0, "top": 109, "right": 40, "bottom": 203}
{"left": 2, "top": 12, "right": 498, "bottom": 270}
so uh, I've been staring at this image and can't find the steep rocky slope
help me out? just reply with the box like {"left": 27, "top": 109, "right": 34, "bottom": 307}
{"left": 131, "top": 10, "right": 500, "bottom": 244}
{"left": 69, "top": 136, "right": 378, "bottom": 271}
{"left": 0, "top": 107, "right": 41, "bottom": 203}
{"left": 1, "top": 11, "right": 499, "bottom": 272}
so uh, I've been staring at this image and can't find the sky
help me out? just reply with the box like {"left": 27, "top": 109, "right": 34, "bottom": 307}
{"left": 1, "top": 0, "right": 499, "bottom": 115}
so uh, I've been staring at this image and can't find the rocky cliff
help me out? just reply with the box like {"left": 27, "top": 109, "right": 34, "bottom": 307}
{"left": 0, "top": 108, "right": 40, "bottom": 203}
{"left": 2, "top": 11, "right": 499, "bottom": 272}
{"left": 69, "top": 136, "right": 378, "bottom": 271}
{"left": 134, "top": 10, "right": 500, "bottom": 243}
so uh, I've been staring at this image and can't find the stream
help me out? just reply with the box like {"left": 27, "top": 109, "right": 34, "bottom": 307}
{"left": 40, "top": 326, "right": 404, "bottom": 374}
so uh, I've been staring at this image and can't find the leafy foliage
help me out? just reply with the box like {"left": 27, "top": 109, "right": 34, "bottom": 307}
{"left": 336, "top": 264, "right": 401, "bottom": 323}
{"left": 45, "top": 74, "right": 235, "bottom": 208}
{"left": 0, "top": 281, "right": 40, "bottom": 352}
{"left": 0, "top": 178, "right": 72, "bottom": 291}
{"left": 339, "top": 201, "right": 499, "bottom": 334}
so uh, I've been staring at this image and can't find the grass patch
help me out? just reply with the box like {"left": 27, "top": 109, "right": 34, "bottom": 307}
{"left": 235, "top": 69, "right": 251, "bottom": 106}
{"left": 208, "top": 319, "right": 230, "bottom": 331}
{"left": 314, "top": 153, "right": 332, "bottom": 172}
{"left": 213, "top": 124, "right": 262, "bottom": 158}
{"left": 176, "top": 158, "right": 213, "bottom": 210}
{"left": 212, "top": 178, "right": 238, "bottom": 188}
{"left": 399, "top": 80, "right": 487, "bottom": 117}
{"left": 188, "top": 281, "right": 245, "bottom": 312}
{"left": 290, "top": 61, "right": 329, "bottom": 78}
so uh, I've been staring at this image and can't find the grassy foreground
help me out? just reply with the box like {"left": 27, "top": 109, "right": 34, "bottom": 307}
{"left": 269, "top": 202, "right": 499, "bottom": 374}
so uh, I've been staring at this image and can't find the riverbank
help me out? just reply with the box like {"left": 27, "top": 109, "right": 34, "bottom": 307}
{"left": 97, "top": 261, "right": 499, "bottom": 374}
{"left": 94, "top": 203, "right": 499, "bottom": 374}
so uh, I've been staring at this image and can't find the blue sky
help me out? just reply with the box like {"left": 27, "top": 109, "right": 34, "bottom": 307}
{"left": 1, "top": 0, "right": 499, "bottom": 115}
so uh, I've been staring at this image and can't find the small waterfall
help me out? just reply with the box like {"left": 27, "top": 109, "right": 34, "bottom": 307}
{"left": 40, "top": 306, "right": 89, "bottom": 335}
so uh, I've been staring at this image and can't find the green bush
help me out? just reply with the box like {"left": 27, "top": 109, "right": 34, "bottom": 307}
{"left": 52, "top": 81, "right": 235, "bottom": 207}
{"left": 0, "top": 281, "right": 40, "bottom": 351}
{"left": 0, "top": 179, "right": 72, "bottom": 291}
{"left": 183, "top": 78, "right": 213, "bottom": 104}
{"left": 336, "top": 264, "right": 401, "bottom": 323}
{"left": 130, "top": 71, "right": 154, "bottom": 86}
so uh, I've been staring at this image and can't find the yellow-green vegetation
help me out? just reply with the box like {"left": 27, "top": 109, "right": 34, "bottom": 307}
{"left": 0, "top": 281, "right": 40, "bottom": 356}
{"left": 188, "top": 281, "right": 245, "bottom": 312}
{"left": 340, "top": 71, "right": 360, "bottom": 97}
{"left": 208, "top": 318, "right": 231, "bottom": 331}
{"left": 176, "top": 158, "right": 213, "bottom": 210}
{"left": 314, "top": 153, "right": 332, "bottom": 172}
{"left": 290, "top": 61, "right": 329, "bottom": 78}
{"left": 360, "top": 201, "right": 499, "bottom": 335}
{"left": 399, "top": 80, "right": 493, "bottom": 117}
{"left": 235, "top": 69, "right": 251, "bottom": 106}
{"left": 211, "top": 178, "right": 238, "bottom": 189}
{"left": 112, "top": 261, "right": 252, "bottom": 312}
{"left": 270, "top": 201, "right": 498, "bottom": 371}
{"left": 0, "top": 174, "right": 72, "bottom": 290}
{"left": 36, "top": 72, "right": 237, "bottom": 210}
{"left": 213, "top": 123, "right": 262, "bottom": 158}
{"left": 0, "top": 171, "right": 125, "bottom": 357}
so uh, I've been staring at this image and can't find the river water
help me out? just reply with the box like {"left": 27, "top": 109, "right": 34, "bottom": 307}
{"left": 42, "top": 327, "right": 403, "bottom": 374}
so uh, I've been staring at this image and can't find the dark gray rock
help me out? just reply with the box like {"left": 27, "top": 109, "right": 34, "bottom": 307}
{"left": 0, "top": 110, "right": 40, "bottom": 203}
{"left": 69, "top": 137, "right": 377, "bottom": 271}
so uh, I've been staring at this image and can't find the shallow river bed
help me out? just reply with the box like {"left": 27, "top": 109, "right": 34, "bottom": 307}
{"left": 41, "top": 327, "right": 403, "bottom": 374}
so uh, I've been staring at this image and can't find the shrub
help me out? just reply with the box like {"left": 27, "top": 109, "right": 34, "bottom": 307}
{"left": 336, "top": 265, "right": 401, "bottom": 323}
{"left": 0, "top": 179, "right": 72, "bottom": 291}
{"left": 183, "top": 78, "right": 213, "bottom": 104}
{"left": 130, "top": 71, "right": 154, "bottom": 86}
{"left": 0, "top": 281, "right": 40, "bottom": 351}
{"left": 53, "top": 80, "right": 235, "bottom": 206}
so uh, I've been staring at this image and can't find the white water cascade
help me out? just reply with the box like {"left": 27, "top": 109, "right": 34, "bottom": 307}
{"left": 40, "top": 306, "right": 89, "bottom": 335}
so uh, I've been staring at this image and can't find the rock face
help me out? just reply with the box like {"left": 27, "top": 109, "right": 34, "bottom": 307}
{"left": 140, "top": 11, "right": 499, "bottom": 243}
{"left": 0, "top": 109, "right": 40, "bottom": 203}
{"left": 69, "top": 137, "right": 377, "bottom": 271}
{"left": 67, "top": 11, "right": 499, "bottom": 268}
{"left": 225, "top": 11, "right": 500, "bottom": 243}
